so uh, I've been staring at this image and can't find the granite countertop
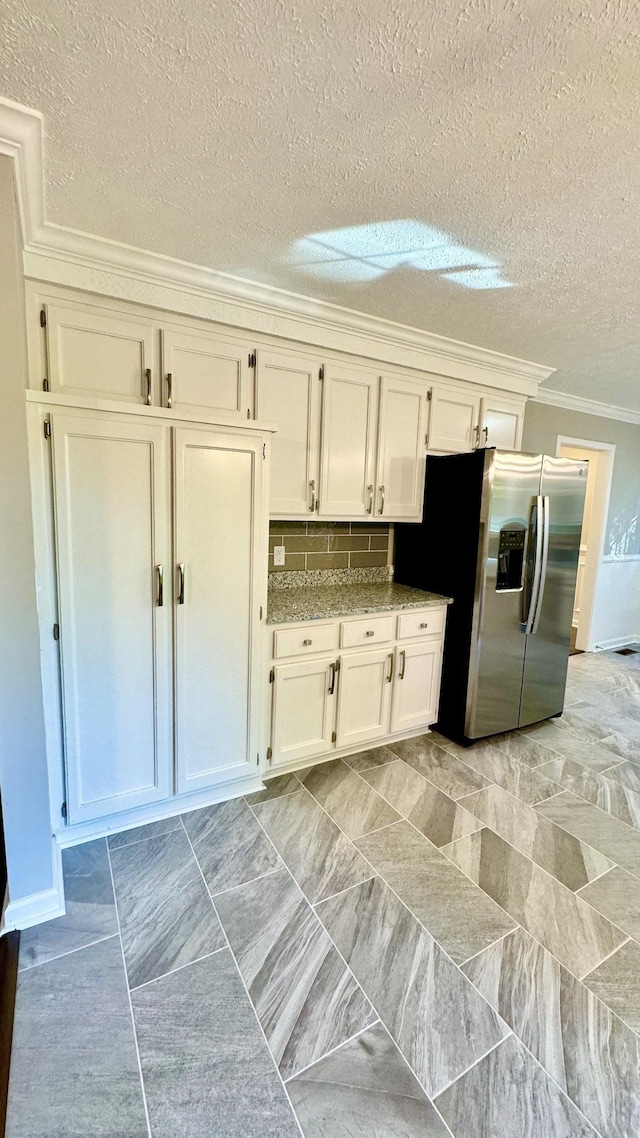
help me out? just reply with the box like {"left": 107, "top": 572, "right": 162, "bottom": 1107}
{"left": 267, "top": 581, "right": 452, "bottom": 625}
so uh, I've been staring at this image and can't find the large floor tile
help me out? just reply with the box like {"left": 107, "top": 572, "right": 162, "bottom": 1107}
{"left": 131, "top": 949, "right": 299, "bottom": 1138}
{"left": 245, "top": 772, "right": 302, "bottom": 804}
{"left": 536, "top": 790, "right": 640, "bottom": 878}
{"left": 442, "top": 826, "right": 626, "bottom": 976}
{"left": 538, "top": 755, "right": 640, "bottom": 831}
{"left": 6, "top": 936, "right": 147, "bottom": 1138}
{"left": 214, "top": 868, "right": 376, "bottom": 1078}
{"left": 562, "top": 702, "right": 640, "bottom": 748}
{"left": 516, "top": 722, "right": 623, "bottom": 771}
{"left": 582, "top": 939, "right": 640, "bottom": 1035}
{"left": 362, "top": 759, "right": 482, "bottom": 847}
{"left": 287, "top": 1022, "right": 450, "bottom": 1137}
{"left": 490, "top": 727, "right": 562, "bottom": 768}
{"left": 107, "top": 816, "right": 181, "bottom": 850}
{"left": 605, "top": 759, "right": 640, "bottom": 793}
{"left": 461, "top": 784, "right": 613, "bottom": 891}
{"left": 356, "top": 820, "right": 516, "bottom": 964}
{"left": 462, "top": 926, "right": 640, "bottom": 1138}
{"left": 315, "top": 875, "right": 509, "bottom": 1098}
{"left": 251, "top": 789, "right": 374, "bottom": 903}
{"left": 342, "top": 744, "right": 399, "bottom": 773}
{"left": 579, "top": 866, "right": 640, "bottom": 943}
{"left": 296, "top": 757, "right": 401, "bottom": 839}
{"left": 445, "top": 739, "right": 562, "bottom": 806}
{"left": 110, "top": 827, "right": 225, "bottom": 989}
{"left": 18, "top": 839, "right": 118, "bottom": 971}
{"left": 182, "top": 796, "right": 282, "bottom": 895}
{"left": 387, "top": 733, "right": 491, "bottom": 798}
{"left": 434, "top": 1033, "right": 598, "bottom": 1138}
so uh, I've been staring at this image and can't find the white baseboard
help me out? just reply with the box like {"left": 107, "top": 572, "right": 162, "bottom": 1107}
{"left": 591, "top": 634, "right": 640, "bottom": 652}
{"left": 4, "top": 839, "right": 65, "bottom": 930}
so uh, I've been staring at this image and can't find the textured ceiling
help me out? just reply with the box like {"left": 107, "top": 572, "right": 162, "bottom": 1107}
{"left": 2, "top": 0, "right": 640, "bottom": 408}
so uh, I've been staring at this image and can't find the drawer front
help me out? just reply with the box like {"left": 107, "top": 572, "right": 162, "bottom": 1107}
{"left": 397, "top": 607, "right": 446, "bottom": 640}
{"left": 340, "top": 615, "right": 396, "bottom": 649}
{"left": 273, "top": 622, "right": 339, "bottom": 659}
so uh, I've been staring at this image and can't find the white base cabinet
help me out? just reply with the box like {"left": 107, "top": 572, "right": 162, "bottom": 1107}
{"left": 268, "top": 607, "right": 447, "bottom": 772}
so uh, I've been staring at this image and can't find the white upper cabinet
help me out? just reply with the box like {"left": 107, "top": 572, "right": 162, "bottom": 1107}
{"left": 318, "top": 364, "right": 379, "bottom": 518}
{"left": 161, "top": 325, "right": 253, "bottom": 417}
{"left": 255, "top": 350, "right": 321, "bottom": 517}
{"left": 375, "top": 376, "right": 427, "bottom": 519}
{"left": 44, "top": 302, "right": 158, "bottom": 405}
{"left": 51, "top": 414, "right": 173, "bottom": 823}
{"left": 479, "top": 394, "right": 525, "bottom": 450}
{"left": 427, "top": 385, "right": 481, "bottom": 452}
{"left": 173, "top": 427, "right": 264, "bottom": 794}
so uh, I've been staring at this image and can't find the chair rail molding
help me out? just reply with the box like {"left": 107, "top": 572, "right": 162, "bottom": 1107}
{"left": 0, "top": 96, "right": 552, "bottom": 397}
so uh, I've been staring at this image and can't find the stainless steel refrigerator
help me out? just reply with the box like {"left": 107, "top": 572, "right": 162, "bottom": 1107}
{"left": 394, "top": 448, "right": 587, "bottom": 742}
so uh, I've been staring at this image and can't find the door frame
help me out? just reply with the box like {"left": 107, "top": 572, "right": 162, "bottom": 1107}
{"left": 556, "top": 436, "right": 615, "bottom": 653}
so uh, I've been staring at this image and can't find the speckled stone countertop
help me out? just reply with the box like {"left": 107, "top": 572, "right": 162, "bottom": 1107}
{"left": 267, "top": 581, "right": 452, "bottom": 624}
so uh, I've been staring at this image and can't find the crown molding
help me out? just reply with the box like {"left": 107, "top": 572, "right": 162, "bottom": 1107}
{"left": 2, "top": 96, "right": 552, "bottom": 395}
{"left": 533, "top": 386, "right": 640, "bottom": 425}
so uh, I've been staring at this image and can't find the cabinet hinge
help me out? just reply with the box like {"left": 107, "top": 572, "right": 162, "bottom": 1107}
{"left": 256, "top": 752, "right": 260, "bottom": 765}
{"left": 269, "top": 667, "right": 275, "bottom": 683}
{"left": 248, "top": 351, "right": 256, "bottom": 368}
{"left": 61, "top": 801, "right": 67, "bottom": 819}
{"left": 266, "top": 746, "right": 273, "bottom": 763}
{"left": 43, "top": 417, "right": 51, "bottom": 439}
{"left": 426, "top": 387, "right": 432, "bottom": 401}
{"left": 40, "top": 307, "right": 47, "bottom": 328}
{"left": 53, "top": 623, "right": 60, "bottom": 641}
{"left": 42, "top": 378, "right": 50, "bottom": 392}
{"left": 425, "top": 432, "right": 429, "bottom": 447}
{"left": 263, "top": 442, "right": 266, "bottom": 459}
{"left": 331, "top": 730, "right": 337, "bottom": 744}
{"left": 319, "top": 365, "right": 325, "bottom": 380}
{"left": 334, "top": 658, "right": 340, "bottom": 672}
{"left": 259, "top": 605, "right": 263, "bottom": 620}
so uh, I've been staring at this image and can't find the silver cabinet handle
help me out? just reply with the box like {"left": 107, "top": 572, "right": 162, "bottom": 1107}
{"left": 156, "top": 564, "right": 164, "bottom": 607}
{"left": 387, "top": 652, "right": 394, "bottom": 682}
{"left": 482, "top": 426, "right": 489, "bottom": 446}
{"left": 378, "top": 485, "right": 385, "bottom": 515}
{"left": 367, "top": 484, "right": 374, "bottom": 514}
{"left": 303, "top": 638, "right": 312, "bottom": 646}
{"left": 399, "top": 649, "right": 406, "bottom": 680}
{"left": 328, "top": 661, "right": 337, "bottom": 694}
{"left": 177, "top": 563, "right": 185, "bottom": 605}
{"left": 308, "top": 480, "right": 316, "bottom": 512}
{"left": 473, "top": 424, "right": 480, "bottom": 448}
{"left": 145, "top": 368, "right": 152, "bottom": 406}
{"left": 365, "top": 630, "right": 375, "bottom": 637}
{"left": 166, "top": 373, "right": 173, "bottom": 410}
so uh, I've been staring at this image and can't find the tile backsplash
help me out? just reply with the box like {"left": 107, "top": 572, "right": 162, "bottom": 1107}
{"left": 269, "top": 521, "right": 391, "bottom": 574}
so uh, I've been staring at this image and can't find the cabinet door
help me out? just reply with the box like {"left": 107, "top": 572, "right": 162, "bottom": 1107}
{"left": 390, "top": 641, "right": 442, "bottom": 734}
{"left": 428, "top": 385, "right": 480, "bottom": 452}
{"left": 161, "top": 326, "right": 253, "bottom": 417}
{"left": 174, "top": 427, "right": 264, "bottom": 793}
{"left": 375, "top": 376, "right": 427, "bottom": 519}
{"left": 270, "top": 657, "right": 337, "bottom": 767}
{"left": 45, "top": 303, "right": 157, "bottom": 404}
{"left": 479, "top": 396, "right": 525, "bottom": 450}
{"left": 255, "top": 350, "right": 321, "bottom": 517}
{"left": 319, "top": 365, "right": 379, "bottom": 518}
{"left": 336, "top": 648, "right": 393, "bottom": 748}
{"left": 52, "top": 414, "right": 172, "bottom": 823}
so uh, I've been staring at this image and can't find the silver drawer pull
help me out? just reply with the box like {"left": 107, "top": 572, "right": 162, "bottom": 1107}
{"left": 303, "top": 638, "right": 312, "bottom": 646}
{"left": 365, "top": 630, "right": 375, "bottom": 637}
{"left": 419, "top": 621, "right": 429, "bottom": 629}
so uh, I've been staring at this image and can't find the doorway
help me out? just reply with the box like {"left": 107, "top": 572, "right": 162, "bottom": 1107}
{"left": 556, "top": 437, "right": 615, "bottom": 653}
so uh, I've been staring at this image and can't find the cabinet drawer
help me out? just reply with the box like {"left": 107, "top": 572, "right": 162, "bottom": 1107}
{"left": 340, "top": 615, "right": 395, "bottom": 648}
{"left": 273, "top": 623, "right": 339, "bottom": 659}
{"left": 397, "top": 607, "right": 446, "bottom": 640}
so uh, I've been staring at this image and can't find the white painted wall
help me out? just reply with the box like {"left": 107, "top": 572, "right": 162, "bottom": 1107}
{"left": 590, "top": 558, "right": 640, "bottom": 651}
{"left": 0, "top": 156, "right": 62, "bottom": 927}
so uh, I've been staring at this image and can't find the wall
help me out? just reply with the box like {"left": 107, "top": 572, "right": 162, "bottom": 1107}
{"left": 269, "top": 521, "right": 391, "bottom": 575}
{"left": 0, "top": 156, "right": 60, "bottom": 925}
{"left": 523, "top": 400, "right": 640, "bottom": 647}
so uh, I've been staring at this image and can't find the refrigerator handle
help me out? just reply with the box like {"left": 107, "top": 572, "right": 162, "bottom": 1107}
{"left": 523, "top": 495, "right": 544, "bottom": 634}
{"left": 531, "top": 495, "right": 550, "bottom": 634}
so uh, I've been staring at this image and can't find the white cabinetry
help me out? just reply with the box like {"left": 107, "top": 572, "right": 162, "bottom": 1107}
{"left": 255, "top": 350, "right": 321, "bottom": 517}
{"left": 479, "top": 395, "right": 524, "bottom": 450}
{"left": 318, "top": 364, "right": 379, "bottom": 518}
{"left": 375, "top": 376, "right": 427, "bottom": 519}
{"left": 268, "top": 607, "right": 447, "bottom": 773}
{"left": 161, "top": 327, "right": 253, "bottom": 418}
{"left": 428, "top": 386, "right": 480, "bottom": 452}
{"left": 40, "top": 403, "right": 269, "bottom": 828}
{"left": 44, "top": 301, "right": 157, "bottom": 405}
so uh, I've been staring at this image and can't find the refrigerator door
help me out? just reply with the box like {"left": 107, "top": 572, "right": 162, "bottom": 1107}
{"left": 519, "top": 456, "right": 587, "bottom": 726}
{"left": 465, "top": 451, "right": 543, "bottom": 739}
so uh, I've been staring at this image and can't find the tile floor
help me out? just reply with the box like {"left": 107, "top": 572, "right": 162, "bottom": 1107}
{"left": 7, "top": 648, "right": 640, "bottom": 1137}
